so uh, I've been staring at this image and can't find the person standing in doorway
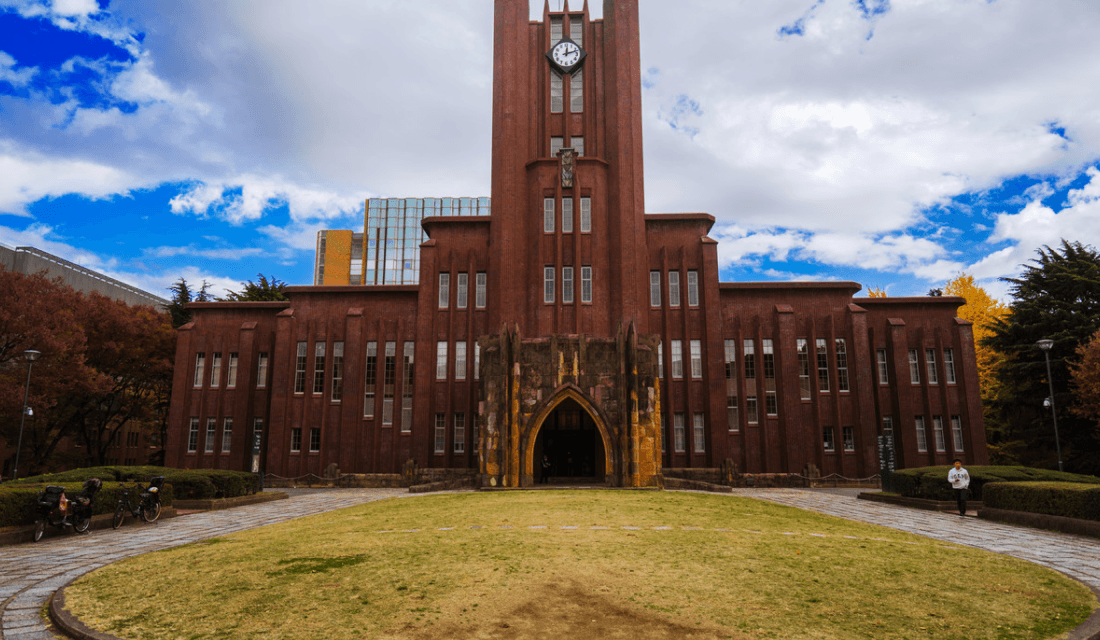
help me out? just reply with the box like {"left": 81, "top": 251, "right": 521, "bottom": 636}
{"left": 948, "top": 459, "right": 970, "bottom": 516}
{"left": 541, "top": 455, "right": 551, "bottom": 484}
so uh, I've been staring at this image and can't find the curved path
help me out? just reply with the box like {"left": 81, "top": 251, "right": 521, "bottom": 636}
{"left": 0, "top": 487, "right": 1097, "bottom": 639}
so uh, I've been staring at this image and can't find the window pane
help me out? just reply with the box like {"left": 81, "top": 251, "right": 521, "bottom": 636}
{"left": 693, "top": 413, "right": 705, "bottom": 452}
{"left": 210, "top": 353, "right": 221, "bottom": 387}
{"left": 550, "top": 70, "right": 563, "bottom": 113}
{"left": 671, "top": 340, "right": 683, "bottom": 379}
{"left": 797, "top": 338, "right": 811, "bottom": 400}
{"left": 926, "top": 349, "right": 938, "bottom": 384}
{"left": 544, "top": 198, "right": 555, "bottom": 233}
{"left": 313, "top": 342, "right": 326, "bottom": 394}
{"left": 570, "top": 69, "right": 583, "bottom": 112}
{"left": 944, "top": 348, "right": 957, "bottom": 384}
{"left": 674, "top": 413, "right": 685, "bottom": 453}
{"left": 690, "top": 339, "right": 702, "bottom": 379}
{"left": 876, "top": 349, "right": 888, "bottom": 384}
{"left": 835, "top": 339, "right": 849, "bottom": 392}
{"left": 294, "top": 342, "right": 307, "bottom": 394}
{"left": 649, "top": 271, "right": 661, "bottom": 306}
{"left": 227, "top": 353, "right": 238, "bottom": 388}
{"left": 562, "top": 267, "right": 574, "bottom": 304}
{"left": 687, "top": 271, "right": 699, "bottom": 306}
{"left": 438, "top": 273, "right": 450, "bottom": 308}
{"left": 331, "top": 342, "right": 344, "bottom": 402}
{"left": 455, "top": 341, "right": 467, "bottom": 380}
{"left": 562, "top": 197, "right": 573, "bottom": 233}
{"left": 668, "top": 271, "right": 680, "bottom": 307}
{"left": 456, "top": 273, "right": 468, "bottom": 309}
{"left": 436, "top": 342, "right": 448, "bottom": 380}
{"left": 580, "top": 266, "right": 592, "bottom": 303}
{"left": 544, "top": 267, "right": 555, "bottom": 303}
{"left": 475, "top": 272, "right": 487, "bottom": 308}
{"left": 908, "top": 349, "right": 920, "bottom": 384}
{"left": 193, "top": 353, "right": 205, "bottom": 388}
{"left": 364, "top": 342, "right": 377, "bottom": 418}
{"left": 580, "top": 197, "right": 591, "bottom": 233}
{"left": 256, "top": 352, "right": 268, "bottom": 388}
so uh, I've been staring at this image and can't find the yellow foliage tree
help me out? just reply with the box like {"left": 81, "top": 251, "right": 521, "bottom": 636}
{"left": 865, "top": 286, "right": 888, "bottom": 297}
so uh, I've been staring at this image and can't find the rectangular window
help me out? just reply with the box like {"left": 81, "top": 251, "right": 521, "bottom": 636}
{"left": 331, "top": 342, "right": 344, "bottom": 402}
{"left": 256, "top": 352, "right": 269, "bottom": 389}
{"left": 763, "top": 339, "right": 777, "bottom": 416}
{"left": 474, "top": 342, "right": 481, "bottom": 380}
{"left": 876, "top": 348, "right": 888, "bottom": 384}
{"left": 580, "top": 197, "right": 591, "bottom": 233}
{"left": 570, "top": 68, "right": 583, "bottom": 112}
{"left": 687, "top": 271, "right": 699, "bottom": 307}
{"left": 455, "top": 341, "right": 467, "bottom": 380}
{"left": 222, "top": 418, "right": 233, "bottom": 453}
{"left": 544, "top": 197, "right": 555, "bottom": 233}
{"left": 550, "top": 16, "right": 563, "bottom": 43}
{"left": 475, "top": 272, "right": 487, "bottom": 308}
{"left": 550, "top": 136, "right": 563, "bottom": 157}
{"left": 205, "top": 418, "right": 216, "bottom": 453}
{"left": 668, "top": 271, "right": 681, "bottom": 307}
{"left": 744, "top": 340, "right": 756, "bottom": 380}
{"left": 253, "top": 417, "right": 263, "bottom": 449}
{"left": 580, "top": 266, "right": 592, "bottom": 303}
{"left": 824, "top": 426, "right": 835, "bottom": 452}
{"left": 915, "top": 416, "right": 928, "bottom": 452}
{"left": 944, "top": 348, "right": 957, "bottom": 384}
{"left": 438, "top": 273, "right": 450, "bottom": 308}
{"left": 933, "top": 415, "right": 946, "bottom": 452}
{"left": 650, "top": 271, "right": 661, "bottom": 307}
{"left": 456, "top": 273, "right": 468, "bottom": 309}
{"left": 188, "top": 418, "right": 199, "bottom": 452}
{"left": 690, "top": 339, "right": 702, "bottom": 378}
{"left": 550, "top": 69, "right": 563, "bottom": 113}
{"left": 797, "top": 338, "right": 811, "bottom": 400}
{"left": 313, "top": 342, "right": 326, "bottom": 394}
{"left": 293, "top": 342, "right": 307, "bottom": 394}
{"left": 670, "top": 340, "right": 683, "bottom": 379}
{"left": 383, "top": 341, "right": 396, "bottom": 425}
{"left": 724, "top": 340, "right": 738, "bottom": 431}
{"left": 693, "top": 413, "right": 705, "bottom": 453}
{"left": 816, "top": 338, "right": 830, "bottom": 392}
{"left": 309, "top": 427, "right": 320, "bottom": 453}
{"left": 836, "top": 339, "right": 849, "bottom": 392}
{"left": 434, "top": 413, "right": 446, "bottom": 453}
{"left": 454, "top": 413, "right": 466, "bottom": 454}
{"left": 544, "top": 267, "right": 555, "bottom": 303}
{"left": 209, "top": 352, "right": 222, "bottom": 387}
{"left": 673, "top": 413, "right": 685, "bottom": 453}
{"left": 951, "top": 415, "right": 964, "bottom": 452}
{"left": 291, "top": 427, "right": 302, "bottom": 453}
{"left": 226, "top": 353, "right": 238, "bottom": 388}
{"left": 562, "top": 267, "right": 574, "bottom": 304}
{"left": 193, "top": 353, "right": 205, "bottom": 388}
{"left": 908, "top": 349, "right": 921, "bottom": 384}
{"left": 363, "top": 342, "right": 377, "bottom": 418}
{"left": 401, "top": 342, "right": 414, "bottom": 431}
{"left": 926, "top": 349, "right": 939, "bottom": 384}
{"left": 657, "top": 341, "right": 664, "bottom": 379}
{"left": 572, "top": 136, "right": 584, "bottom": 156}
{"left": 436, "top": 341, "right": 448, "bottom": 380}
{"left": 562, "top": 197, "right": 573, "bottom": 233}
{"left": 843, "top": 426, "right": 855, "bottom": 451}
{"left": 746, "top": 396, "right": 759, "bottom": 424}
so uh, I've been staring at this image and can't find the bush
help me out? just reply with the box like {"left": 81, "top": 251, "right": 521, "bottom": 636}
{"left": 983, "top": 482, "right": 1100, "bottom": 522}
{"left": 890, "top": 466, "right": 1100, "bottom": 501}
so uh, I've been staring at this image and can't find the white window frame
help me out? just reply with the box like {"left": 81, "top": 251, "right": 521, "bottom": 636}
{"left": 475, "top": 272, "right": 487, "bottom": 308}
{"left": 687, "top": 271, "right": 699, "bottom": 307}
{"left": 562, "top": 197, "right": 573, "bottom": 233}
{"left": 670, "top": 340, "right": 683, "bottom": 379}
{"left": 668, "top": 271, "right": 680, "bottom": 307}
{"left": 580, "top": 266, "right": 592, "bottom": 303}
{"left": 580, "top": 197, "right": 591, "bottom": 233}
{"left": 690, "top": 339, "right": 702, "bottom": 379}
{"left": 436, "top": 341, "right": 448, "bottom": 380}
{"left": 456, "top": 272, "right": 468, "bottom": 309}
{"left": 544, "top": 197, "right": 555, "bottom": 233}
{"left": 544, "top": 267, "right": 555, "bottom": 303}
{"left": 438, "top": 273, "right": 450, "bottom": 309}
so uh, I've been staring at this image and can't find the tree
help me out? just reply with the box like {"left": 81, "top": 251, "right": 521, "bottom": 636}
{"left": 1070, "top": 330, "right": 1100, "bottom": 432}
{"left": 865, "top": 286, "right": 888, "bottom": 297}
{"left": 222, "top": 274, "right": 288, "bottom": 301}
{"left": 167, "top": 277, "right": 212, "bottom": 328}
{"left": 983, "top": 240, "right": 1100, "bottom": 474}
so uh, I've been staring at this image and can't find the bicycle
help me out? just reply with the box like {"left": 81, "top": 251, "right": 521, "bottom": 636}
{"left": 111, "top": 476, "right": 164, "bottom": 529}
{"left": 33, "top": 478, "right": 101, "bottom": 542}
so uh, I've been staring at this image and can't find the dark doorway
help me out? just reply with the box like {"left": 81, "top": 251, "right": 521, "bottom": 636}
{"left": 534, "top": 399, "right": 606, "bottom": 484}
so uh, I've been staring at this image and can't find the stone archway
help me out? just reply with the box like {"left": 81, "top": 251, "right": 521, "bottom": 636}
{"left": 523, "top": 387, "right": 613, "bottom": 486}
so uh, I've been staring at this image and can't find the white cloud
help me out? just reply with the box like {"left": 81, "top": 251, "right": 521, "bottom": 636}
{"left": 0, "top": 51, "right": 37, "bottom": 87}
{"left": 0, "top": 142, "right": 137, "bottom": 215}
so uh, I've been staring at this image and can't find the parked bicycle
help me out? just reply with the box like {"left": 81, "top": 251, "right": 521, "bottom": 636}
{"left": 112, "top": 476, "right": 164, "bottom": 529}
{"left": 33, "top": 478, "right": 101, "bottom": 542}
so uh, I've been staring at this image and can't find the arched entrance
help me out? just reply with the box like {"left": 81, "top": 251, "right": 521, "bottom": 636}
{"left": 532, "top": 398, "right": 607, "bottom": 484}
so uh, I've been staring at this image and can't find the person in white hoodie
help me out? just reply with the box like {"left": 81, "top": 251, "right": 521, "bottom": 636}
{"left": 948, "top": 459, "right": 970, "bottom": 516}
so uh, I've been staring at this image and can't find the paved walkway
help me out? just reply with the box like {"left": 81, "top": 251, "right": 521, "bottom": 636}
{"left": 0, "top": 487, "right": 1098, "bottom": 639}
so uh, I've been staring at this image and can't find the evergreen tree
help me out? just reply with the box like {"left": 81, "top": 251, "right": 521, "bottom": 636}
{"left": 167, "top": 278, "right": 212, "bottom": 328}
{"left": 222, "top": 274, "right": 288, "bottom": 301}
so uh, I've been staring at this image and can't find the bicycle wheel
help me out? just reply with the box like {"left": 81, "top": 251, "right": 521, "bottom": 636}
{"left": 74, "top": 514, "right": 92, "bottom": 534}
{"left": 34, "top": 520, "right": 46, "bottom": 542}
{"left": 112, "top": 505, "right": 125, "bottom": 529}
{"left": 141, "top": 499, "right": 161, "bottom": 523}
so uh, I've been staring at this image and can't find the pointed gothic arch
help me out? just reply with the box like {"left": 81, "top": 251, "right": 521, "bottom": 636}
{"left": 523, "top": 384, "right": 614, "bottom": 486}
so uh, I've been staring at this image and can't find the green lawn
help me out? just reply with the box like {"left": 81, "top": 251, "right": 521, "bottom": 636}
{"left": 63, "top": 490, "right": 1095, "bottom": 639}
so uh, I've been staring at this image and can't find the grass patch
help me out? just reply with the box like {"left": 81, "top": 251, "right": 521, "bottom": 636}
{"left": 63, "top": 491, "right": 1095, "bottom": 639}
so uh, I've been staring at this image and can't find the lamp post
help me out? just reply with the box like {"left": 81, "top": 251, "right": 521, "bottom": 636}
{"left": 12, "top": 349, "right": 41, "bottom": 482}
{"left": 1036, "top": 339, "right": 1064, "bottom": 472}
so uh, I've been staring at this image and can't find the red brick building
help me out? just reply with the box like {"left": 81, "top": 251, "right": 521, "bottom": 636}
{"left": 165, "top": 0, "right": 988, "bottom": 486}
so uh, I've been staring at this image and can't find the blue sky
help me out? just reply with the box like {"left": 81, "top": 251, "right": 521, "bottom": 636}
{"left": 2, "top": 0, "right": 1099, "bottom": 301}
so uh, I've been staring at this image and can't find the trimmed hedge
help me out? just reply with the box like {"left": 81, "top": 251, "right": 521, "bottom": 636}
{"left": 983, "top": 482, "right": 1100, "bottom": 522}
{"left": 890, "top": 465, "right": 1100, "bottom": 501}
{"left": 0, "top": 481, "right": 175, "bottom": 528}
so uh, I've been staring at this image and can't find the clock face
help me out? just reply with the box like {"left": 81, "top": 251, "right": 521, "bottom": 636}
{"left": 552, "top": 41, "right": 581, "bottom": 67}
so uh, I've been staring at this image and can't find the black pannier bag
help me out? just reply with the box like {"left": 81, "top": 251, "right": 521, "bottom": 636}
{"left": 37, "top": 485, "right": 65, "bottom": 509}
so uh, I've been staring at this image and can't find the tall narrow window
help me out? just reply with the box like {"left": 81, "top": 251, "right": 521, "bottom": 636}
{"left": 382, "top": 342, "right": 396, "bottom": 425}
{"left": 562, "top": 267, "right": 574, "bottom": 304}
{"left": 673, "top": 413, "right": 685, "bottom": 453}
{"left": 650, "top": 271, "right": 661, "bottom": 306}
{"left": 657, "top": 341, "right": 664, "bottom": 379}
{"left": 763, "top": 339, "right": 777, "bottom": 416}
{"left": 823, "top": 426, "right": 835, "bottom": 452}
{"left": 569, "top": 15, "right": 582, "bottom": 43}
{"left": 455, "top": 341, "right": 467, "bottom": 380}
{"left": 438, "top": 273, "right": 450, "bottom": 308}
{"left": 205, "top": 418, "right": 216, "bottom": 453}
{"left": 475, "top": 272, "right": 487, "bottom": 308}
{"left": 550, "top": 136, "right": 563, "bottom": 157}
{"left": 193, "top": 353, "right": 205, "bottom": 388}
{"left": 572, "top": 136, "right": 584, "bottom": 156}
{"left": 744, "top": 340, "right": 756, "bottom": 381}
{"left": 668, "top": 271, "right": 681, "bottom": 307}
{"left": 842, "top": 426, "right": 854, "bottom": 451}
{"left": 256, "top": 352, "right": 269, "bottom": 389}
{"left": 816, "top": 338, "right": 830, "bottom": 392}
{"left": 550, "top": 70, "right": 563, "bottom": 113}
{"left": 944, "top": 348, "right": 957, "bottom": 384}
{"left": 690, "top": 339, "right": 703, "bottom": 379}
{"left": 436, "top": 341, "right": 448, "bottom": 380}
{"left": 562, "top": 197, "right": 573, "bottom": 233}
{"left": 687, "top": 271, "right": 699, "bottom": 307}
{"left": 401, "top": 343, "right": 414, "bottom": 431}
{"left": 570, "top": 69, "right": 583, "bottom": 112}
{"left": 291, "top": 427, "right": 302, "bottom": 452}
{"left": 670, "top": 340, "right": 683, "bottom": 379}
{"left": 222, "top": 418, "right": 233, "bottom": 453}
{"left": 209, "top": 353, "right": 222, "bottom": 387}
{"left": 951, "top": 415, "right": 964, "bottom": 452}
{"left": 253, "top": 417, "right": 263, "bottom": 452}
{"left": 915, "top": 416, "right": 928, "bottom": 452}
{"left": 876, "top": 348, "right": 888, "bottom": 384}
{"left": 693, "top": 413, "right": 705, "bottom": 452}
{"left": 746, "top": 396, "right": 759, "bottom": 424}
{"left": 293, "top": 342, "right": 307, "bottom": 394}
{"left": 363, "top": 342, "right": 377, "bottom": 418}
{"left": 908, "top": 349, "right": 920, "bottom": 384}
{"left": 835, "top": 338, "right": 849, "bottom": 392}
{"left": 797, "top": 338, "right": 811, "bottom": 400}
{"left": 474, "top": 342, "right": 481, "bottom": 380}
{"left": 580, "top": 266, "right": 592, "bottom": 303}
{"left": 456, "top": 273, "right": 468, "bottom": 309}
{"left": 933, "top": 415, "right": 946, "bottom": 452}
{"left": 454, "top": 413, "right": 466, "bottom": 454}
{"left": 724, "top": 340, "right": 738, "bottom": 431}
{"left": 544, "top": 267, "right": 555, "bottom": 303}
{"left": 309, "top": 427, "right": 321, "bottom": 452}
{"left": 331, "top": 342, "right": 344, "bottom": 402}
{"left": 313, "top": 342, "right": 326, "bottom": 394}
{"left": 544, "top": 198, "right": 555, "bottom": 233}
{"left": 580, "top": 197, "right": 591, "bottom": 233}
{"left": 434, "top": 414, "right": 446, "bottom": 453}
{"left": 227, "top": 353, "right": 238, "bottom": 388}
{"left": 925, "top": 349, "right": 939, "bottom": 384}
{"left": 188, "top": 418, "right": 199, "bottom": 452}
